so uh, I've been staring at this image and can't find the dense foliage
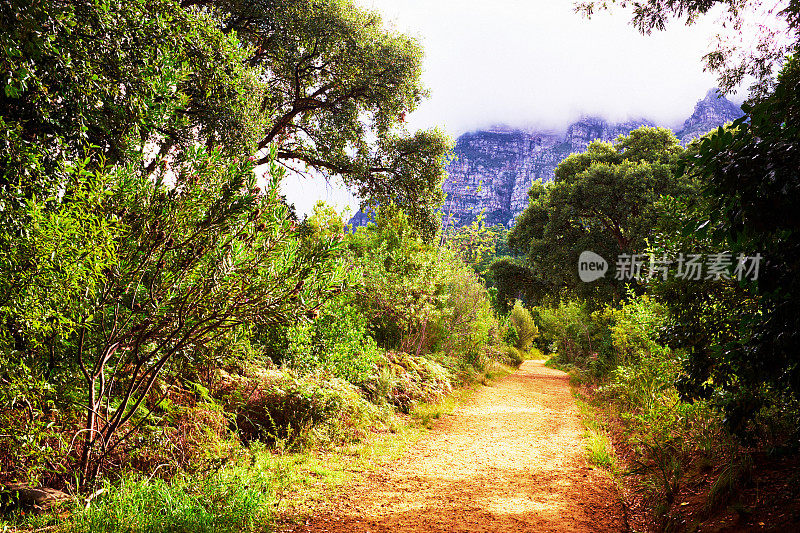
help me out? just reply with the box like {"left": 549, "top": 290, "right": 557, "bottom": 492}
{"left": 511, "top": 8, "right": 800, "bottom": 519}
{"left": 3, "top": 0, "right": 799, "bottom": 529}
{"left": 508, "top": 127, "right": 691, "bottom": 303}
{"left": 671, "top": 56, "right": 800, "bottom": 437}
{"left": 0, "top": 0, "right": 507, "bottom": 519}
{"left": 190, "top": 0, "right": 453, "bottom": 237}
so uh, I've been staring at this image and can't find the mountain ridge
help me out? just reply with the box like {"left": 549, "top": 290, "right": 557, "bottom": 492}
{"left": 350, "top": 89, "right": 743, "bottom": 229}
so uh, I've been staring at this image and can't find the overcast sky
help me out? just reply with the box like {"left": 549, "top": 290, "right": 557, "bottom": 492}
{"left": 281, "top": 0, "right": 737, "bottom": 218}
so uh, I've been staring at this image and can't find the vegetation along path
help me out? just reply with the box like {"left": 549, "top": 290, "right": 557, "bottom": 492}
{"left": 297, "top": 360, "right": 626, "bottom": 532}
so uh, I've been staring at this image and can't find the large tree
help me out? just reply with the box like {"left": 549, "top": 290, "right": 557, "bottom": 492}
{"left": 507, "top": 127, "right": 690, "bottom": 303}
{"left": 1, "top": 0, "right": 451, "bottom": 237}
{"left": 576, "top": 0, "right": 800, "bottom": 441}
{"left": 181, "top": 0, "right": 451, "bottom": 236}
{"left": 668, "top": 57, "right": 800, "bottom": 437}
{"left": 0, "top": 0, "right": 263, "bottom": 181}
{"left": 0, "top": 0, "right": 445, "bottom": 487}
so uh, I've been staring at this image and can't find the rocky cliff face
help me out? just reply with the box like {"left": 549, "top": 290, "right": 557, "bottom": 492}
{"left": 678, "top": 89, "right": 744, "bottom": 143}
{"left": 443, "top": 118, "right": 657, "bottom": 228}
{"left": 350, "top": 90, "right": 743, "bottom": 229}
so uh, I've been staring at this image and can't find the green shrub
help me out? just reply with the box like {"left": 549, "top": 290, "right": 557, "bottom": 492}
{"left": 535, "top": 300, "right": 614, "bottom": 375}
{"left": 502, "top": 323, "right": 520, "bottom": 348}
{"left": 527, "top": 347, "right": 545, "bottom": 360}
{"left": 509, "top": 300, "right": 538, "bottom": 351}
{"left": 348, "top": 205, "right": 499, "bottom": 368}
{"left": 70, "top": 442, "right": 319, "bottom": 533}
{"left": 609, "top": 294, "right": 669, "bottom": 365}
{"left": 360, "top": 352, "right": 453, "bottom": 413}
{"left": 500, "top": 346, "right": 524, "bottom": 367}
{"left": 283, "top": 297, "right": 382, "bottom": 385}
{"left": 578, "top": 295, "right": 737, "bottom": 518}
{"left": 215, "top": 368, "right": 385, "bottom": 448}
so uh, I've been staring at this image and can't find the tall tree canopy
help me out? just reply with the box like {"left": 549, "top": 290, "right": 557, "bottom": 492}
{"left": 669, "top": 56, "right": 800, "bottom": 436}
{"left": 508, "top": 127, "right": 689, "bottom": 303}
{"left": 1, "top": 0, "right": 450, "bottom": 236}
{"left": 184, "top": 0, "right": 451, "bottom": 236}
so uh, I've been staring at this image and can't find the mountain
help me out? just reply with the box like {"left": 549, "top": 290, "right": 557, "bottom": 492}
{"left": 441, "top": 118, "right": 656, "bottom": 229}
{"left": 350, "top": 89, "right": 743, "bottom": 229}
{"left": 677, "top": 89, "right": 745, "bottom": 143}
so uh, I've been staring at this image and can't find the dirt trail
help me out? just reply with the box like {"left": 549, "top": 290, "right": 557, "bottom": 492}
{"left": 298, "top": 360, "right": 626, "bottom": 532}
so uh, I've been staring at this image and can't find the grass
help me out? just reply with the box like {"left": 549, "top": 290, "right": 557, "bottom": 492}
{"left": 0, "top": 420, "right": 420, "bottom": 533}
{"left": 573, "top": 391, "right": 619, "bottom": 473}
{"left": 410, "top": 387, "right": 474, "bottom": 429}
{"left": 482, "top": 362, "right": 514, "bottom": 384}
{"left": 73, "top": 471, "right": 274, "bottom": 533}
{"left": 16, "top": 390, "right": 474, "bottom": 533}
{"left": 707, "top": 455, "right": 753, "bottom": 511}
{"left": 586, "top": 431, "right": 617, "bottom": 469}
{"left": 1, "top": 367, "right": 500, "bottom": 533}
{"left": 411, "top": 396, "right": 457, "bottom": 429}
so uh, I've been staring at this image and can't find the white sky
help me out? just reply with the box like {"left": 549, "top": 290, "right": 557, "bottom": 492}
{"left": 281, "top": 0, "right": 740, "bottom": 218}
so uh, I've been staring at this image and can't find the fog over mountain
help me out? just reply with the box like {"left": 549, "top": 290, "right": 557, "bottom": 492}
{"left": 350, "top": 90, "right": 744, "bottom": 229}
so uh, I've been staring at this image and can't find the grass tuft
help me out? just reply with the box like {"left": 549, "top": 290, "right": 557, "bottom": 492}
{"left": 585, "top": 430, "right": 617, "bottom": 469}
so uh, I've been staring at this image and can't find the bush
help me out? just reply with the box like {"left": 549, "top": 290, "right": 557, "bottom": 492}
{"left": 348, "top": 205, "right": 499, "bottom": 366}
{"left": 282, "top": 297, "right": 382, "bottom": 386}
{"left": 500, "top": 346, "right": 525, "bottom": 368}
{"left": 535, "top": 300, "right": 614, "bottom": 376}
{"left": 509, "top": 300, "right": 538, "bottom": 351}
{"left": 360, "top": 352, "right": 453, "bottom": 413}
{"left": 71, "top": 444, "right": 302, "bottom": 533}
{"left": 214, "top": 368, "right": 385, "bottom": 448}
{"left": 609, "top": 294, "right": 670, "bottom": 365}
{"left": 502, "top": 324, "right": 520, "bottom": 348}
{"left": 578, "top": 295, "right": 736, "bottom": 519}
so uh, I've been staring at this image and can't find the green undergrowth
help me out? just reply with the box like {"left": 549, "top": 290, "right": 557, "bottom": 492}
{"left": 2, "top": 364, "right": 503, "bottom": 533}
{"left": 411, "top": 385, "right": 474, "bottom": 429}
{"left": 541, "top": 297, "right": 747, "bottom": 529}
{"left": 2, "top": 416, "right": 419, "bottom": 533}
{"left": 573, "top": 391, "right": 619, "bottom": 473}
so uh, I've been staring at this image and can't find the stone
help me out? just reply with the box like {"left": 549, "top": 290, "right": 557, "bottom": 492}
{"left": 0, "top": 483, "right": 71, "bottom": 513}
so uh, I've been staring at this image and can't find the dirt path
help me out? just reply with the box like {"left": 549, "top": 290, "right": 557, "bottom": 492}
{"left": 298, "top": 360, "right": 627, "bottom": 532}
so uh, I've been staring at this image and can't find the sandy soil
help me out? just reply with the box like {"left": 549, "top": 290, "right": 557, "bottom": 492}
{"left": 296, "top": 360, "right": 627, "bottom": 532}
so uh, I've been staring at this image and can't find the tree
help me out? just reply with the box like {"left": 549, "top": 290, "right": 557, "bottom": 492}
{"left": 0, "top": 0, "right": 262, "bottom": 187}
{"left": 443, "top": 211, "right": 513, "bottom": 276}
{"left": 671, "top": 56, "right": 800, "bottom": 438}
{"left": 486, "top": 258, "right": 547, "bottom": 313}
{"left": 508, "top": 127, "right": 689, "bottom": 303}
{"left": 1, "top": 0, "right": 272, "bottom": 484}
{"left": 509, "top": 301, "right": 538, "bottom": 352}
{"left": 0, "top": 0, "right": 394, "bottom": 487}
{"left": 0, "top": 0, "right": 451, "bottom": 239}
{"left": 181, "top": 0, "right": 452, "bottom": 236}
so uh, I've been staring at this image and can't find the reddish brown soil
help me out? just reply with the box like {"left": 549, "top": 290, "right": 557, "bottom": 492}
{"left": 670, "top": 454, "right": 800, "bottom": 532}
{"left": 293, "top": 360, "right": 627, "bottom": 532}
